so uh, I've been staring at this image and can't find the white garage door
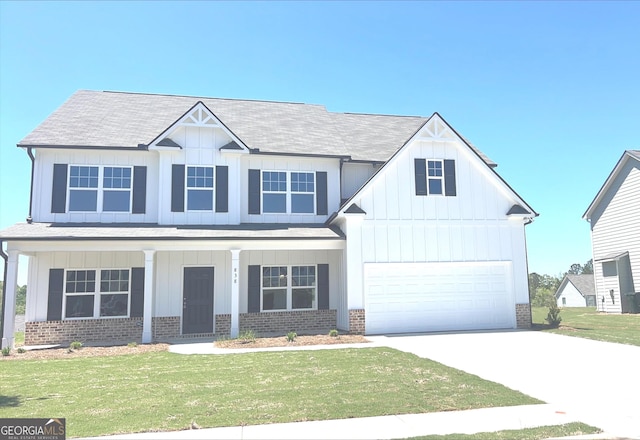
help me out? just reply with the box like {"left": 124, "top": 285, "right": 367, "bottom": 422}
{"left": 364, "top": 261, "right": 515, "bottom": 334}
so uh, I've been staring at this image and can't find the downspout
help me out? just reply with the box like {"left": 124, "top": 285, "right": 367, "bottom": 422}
{"left": 0, "top": 241, "right": 8, "bottom": 343}
{"left": 25, "top": 147, "right": 35, "bottom": 223}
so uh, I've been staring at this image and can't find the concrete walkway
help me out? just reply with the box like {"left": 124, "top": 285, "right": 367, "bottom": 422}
{"left": 81, "top": 331, "right": 636, "bottom": 440}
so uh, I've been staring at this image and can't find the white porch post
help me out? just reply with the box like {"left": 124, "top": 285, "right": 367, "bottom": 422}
{"left": 142, "top": 250, "right": 156, "bottom": 344}
{"left": 2, "top": 250, "right": 20, "bottom": 349}
{"left": 230, "top": 249, "right": 241, "bottom": 338}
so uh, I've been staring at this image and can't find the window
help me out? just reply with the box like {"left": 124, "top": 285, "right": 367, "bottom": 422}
{"left": 187, "top": 166, "right": 214, "bottom": 210}
{"left": 261, "top": 265, "right": 316, "bottom": 311}
{"left": 602, "top": 261, "right": 617, "bottom": 277}
{"left": 68, "top": 165, "right": 132, "bottom": 212}
{"left": 562, "top": 297, "right": 566, "bottom": 306}
{"left": 263, "top": 171, "right": 287, "bottom": 213}
{"left": 262, "top": 171, "right": 316, "bottom": 214}
{"left": 69, "top": 166, "right": 99, "bottom": 211}
{"left": 291, "top": 172, "right": 315, "bottom": 213}
{"left": 64, "top": 269, "right": 130, "bottom": 319}
{"left": 414, "top": 159, "right": 457, "bottom": 197}
{"left": 427, "top": 160, "right": 443, "bottom": 195}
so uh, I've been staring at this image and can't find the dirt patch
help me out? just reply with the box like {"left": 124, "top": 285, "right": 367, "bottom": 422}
{"left": 215, "top": 333, "right": 369, "bottom": 349}
{"left": 1, "top": 343, "right": 169, "bottom": 361}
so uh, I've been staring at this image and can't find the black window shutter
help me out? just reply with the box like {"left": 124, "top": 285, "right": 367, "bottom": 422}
{"left": 171, "top": 164, "right": 185, "bottom": 212}
{"left": 316, "top": 171, "right": 328, "bottom": 215}
{"left": 317, "top": 264, "right": 329, "bottom": 310}
{"left": 248, "top": 169, "right": 261, "bottom": 215}
{"left": 130, "top": 267, "right": 145, "bottom": 318}
{"left": 132, "top": 166, "right": 147, "bottom": 214}
{"left": 414, "top": 159, "right": 427, "bottom": 196}
{"left": 444, "top": 160, "right": 457, "bottom": 196}
{"left": 47, "top": 269, "right": 64, "bottom": 321}
{"left": 51, "top": 164, "right": 68, "bottom": 213}
{"left": 215, "top": 165, "right": 229, "bottom": 213}
{"left": 248, "top": 265, "right": 261, "bottom": 313}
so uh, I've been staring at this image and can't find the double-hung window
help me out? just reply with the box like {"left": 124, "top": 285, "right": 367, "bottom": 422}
{"left": 427, "top": 160, "right": 443, "bottom": 195}
{"left": 64, "top": 269, "right": 130, "bottom": 319}
{"left": 68, "top": 165, "right": 132, "bottom": 212}
{"left": 186, "top": 166, "right": 214, "bottom": 210}
{"left": 261, "top": 265, "right": 316, "bottom": 311}
{"left": 262, "top": 171, "right": 315, "bottom": 214}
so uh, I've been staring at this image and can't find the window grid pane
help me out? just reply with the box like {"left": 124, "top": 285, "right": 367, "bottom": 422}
{"left": 187, "top": 167, "right": 214, "bottom": 188}
{"left": 65, "top": 270, "right": 96, "bottom": 294}
{"left": 263, "top": 172, "right": 287, "bottom": 192}
{"left": 70, "top": 166, "right": 99, "bottom": 188}
{"left": 103, "top": 167, "right": 131, "bottom": 189}
{"left": 427, "top": 161, "right": 443, "bottom": 177}
{"left": 291, "top": 172, "right": 314, "bottom": 193}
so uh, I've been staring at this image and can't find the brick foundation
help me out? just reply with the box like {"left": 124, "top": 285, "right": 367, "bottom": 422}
{"left": 152, "top": 316, "right": 181, "bottom": 340}
{"left": 215, "top": 314, "right": 231, "bottom": 334}
{"left": 237, "top": 309, "right": 337, "bottom": 335}
{"left": 516, "top": 303, "right": 532, "bottom": 328}
{"left": 25, "top": 318, "right": 144, "bottom": 346}
{"left": 348, "top": 309, "right": 365, "bottom": 335}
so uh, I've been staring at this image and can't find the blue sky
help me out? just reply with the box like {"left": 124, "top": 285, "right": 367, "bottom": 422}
{"left": 1, "top": 1, "right": 639, "bottom": 284}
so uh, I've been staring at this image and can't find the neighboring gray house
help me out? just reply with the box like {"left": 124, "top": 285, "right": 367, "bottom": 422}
{"left": 556, "top": 274, "right": 596, "bottom": 308}
{"left": 583, "top": 150, "right": 640, "bottom": 313}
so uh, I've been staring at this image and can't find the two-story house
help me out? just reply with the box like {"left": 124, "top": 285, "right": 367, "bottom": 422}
{"left": 0, "top": 90, "right": 537, "bottom": 348}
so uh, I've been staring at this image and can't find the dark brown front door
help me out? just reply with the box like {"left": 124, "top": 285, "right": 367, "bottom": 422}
{"left": 183, "top": 267, "right": 214, "bottom": 334}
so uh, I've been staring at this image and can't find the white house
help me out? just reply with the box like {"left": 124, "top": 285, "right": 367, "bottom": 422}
{"left": 556, "top": 274, "right": 596, "bottom": 308}
{"left": 0, "top": 90, "right": 537, "bottom": 348}
{"left": 583, "top": 150, "right": 640, "bottom": 313}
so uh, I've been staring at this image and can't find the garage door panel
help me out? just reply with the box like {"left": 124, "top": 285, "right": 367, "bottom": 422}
{"left": 364, "top": 262, "right": 515, "bottom": 334}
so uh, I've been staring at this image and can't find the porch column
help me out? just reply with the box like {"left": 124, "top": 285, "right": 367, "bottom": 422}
{"left": 142, "top": 250, "right": 156, "bottom": 344}
{"left": 230, "top": 249, "right": 241, "bottom": 338}
{"left": 2, "top": 250, "right": 20, "bottom": 349}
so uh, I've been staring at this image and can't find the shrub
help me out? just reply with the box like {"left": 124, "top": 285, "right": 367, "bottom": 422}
{"left": 69, "top": 341, "right": 83, "bottom": 350}
{"left": 286, "top": 331, "right": 297, "bottom": 342}
{"left": 17, "top": 347, "right": 26, "bottom": 354}
{"left": 127, "top": 341, "right": 138, "bottom": 348}
{"left": 2, "top": 347, "right": 10, "bottom": 356}
{"left": 328, "top": 329, "right": 339, "bottom": 337}
{"left": 546, "top": 303, "right": 562, "bottom": 327}
{"left": 238, "top": 329, "right": 256, "bottom": 343}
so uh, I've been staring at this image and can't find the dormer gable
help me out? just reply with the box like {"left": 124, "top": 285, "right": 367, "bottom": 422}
{"left": 148, "top": 101, "right": 250, "bottom": 153}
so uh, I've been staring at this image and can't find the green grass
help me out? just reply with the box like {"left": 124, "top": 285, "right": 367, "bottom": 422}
{"left": 410, "top": 422, "right": 600, "bottom": 439}
{"left": 532, "top": 306, "right": 640, "bottom": 346}
{"left": 14, "top": 331, "right": 25, "bottom": 346}
{"left": 0, "top": 348, "right": 540, "bottom": 438}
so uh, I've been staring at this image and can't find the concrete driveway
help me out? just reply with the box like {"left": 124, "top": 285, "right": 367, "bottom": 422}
{"left": 370, "top": 330, "right": 640, "bottom": 438}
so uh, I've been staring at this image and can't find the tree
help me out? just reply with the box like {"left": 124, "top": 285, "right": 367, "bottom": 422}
{"left": 567, "top": 263, "right": 582, "bottom": 275}
{"left": 564, "top": 259, "right": 594, "bottom": 276}
{"left": 582, "top": 259, "right": 593, "bottom": 274}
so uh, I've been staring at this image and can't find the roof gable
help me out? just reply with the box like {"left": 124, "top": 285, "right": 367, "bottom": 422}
{"left": 583, "top": 150, "right": 640, "bottom": 221}
{"left": 557, "top": 274, "right": 595, "bottom": 298}
{"left": 333, "top": 113, "right": 536, "bottom": 219}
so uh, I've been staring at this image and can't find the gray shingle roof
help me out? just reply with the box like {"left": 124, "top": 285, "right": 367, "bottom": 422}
{"left": 0, "top": 222, "right": 345, "bottom": 241}
{"left": 566, "top": 274, "right": 596, "bottom": 297}
{"left": 19, "top": 90, "right": 496, "bottom": 165}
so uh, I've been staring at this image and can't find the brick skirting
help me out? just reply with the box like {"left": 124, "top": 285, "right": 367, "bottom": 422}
{"left": 515, "top": 303, "right": 532, "bottom": 328}
{"left": 24, "top": 310, "right": 339, "bottom": 345}
{"left": 348, "top": 309, "right": 365, "bottom": 334}
{"left": 236, "top": 309, "right": 337, "bottom": 335}
{"left": 24, "top": 316, "right": 182, "bottom": 346}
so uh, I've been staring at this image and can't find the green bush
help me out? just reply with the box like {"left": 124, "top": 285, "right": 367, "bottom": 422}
{"left": 546, "top": 303, "right": 562, "bottom": 327}
{"left": 238, "top": 329, "right": 256, "bottom": 343}
{"left": 127, "top": 342, "right": 138, "bottom": 348}
{"left": 286, "top": 331, "right": 297, "bottom": 342}
{"left": 2, "top": 347, "right": 10, "bottom": 356}
{"left": 328, "top": 329, "right": 339, "bottom": 337}
{"left": 17, "top": 347, "right": 26, "bottom": 354}
{"left": 70, "top": 341, "right": 83, "bottom": 350}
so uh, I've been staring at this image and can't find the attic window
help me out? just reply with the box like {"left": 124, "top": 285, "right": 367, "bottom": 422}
{"left": 186, "top": 166, "right": 214, "bottom": 210}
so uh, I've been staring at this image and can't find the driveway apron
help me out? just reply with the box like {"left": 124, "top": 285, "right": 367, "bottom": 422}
{"left": 370, "top": 331, "right": 640, "bottom": 438}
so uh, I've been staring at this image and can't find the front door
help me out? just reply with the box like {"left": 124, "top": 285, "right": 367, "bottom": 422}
{"left": 183, "top": 267, "right": 214, "bottom": 334}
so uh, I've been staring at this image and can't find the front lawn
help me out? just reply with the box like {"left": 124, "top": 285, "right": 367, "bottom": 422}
{"left": 411, "top": 422, "right": 600, "bottom": 439}
{"left": 532, "top": 306, "right": 640, "bottom": 346}
{"left": 0, "top": 347, "right": 540, "bottom": 438}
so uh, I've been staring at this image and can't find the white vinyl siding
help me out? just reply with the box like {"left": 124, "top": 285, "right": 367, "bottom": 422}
{"left": 590, "top": 160, "right": 640, "bottom": 313}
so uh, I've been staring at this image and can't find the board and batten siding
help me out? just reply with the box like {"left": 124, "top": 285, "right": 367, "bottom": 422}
{"left": 157, "top": 125, "right": 240, "bottom": 225}
{"left": 339, "top": 134, "right": 531, "bottom": 309}
{"left": 240, "top": 156, "right": 341, "bottom": 224}
{"left": 341, "top": 162, "right": 379, "bottom": 201}
{"left": 33, "top": 149, "right": 159, "bottom": 223}
{"left": 589, "top": 160, "right": 640, "bottom": 313}
{"left": 24, "top": 251, "right": 145, "bottom": 322}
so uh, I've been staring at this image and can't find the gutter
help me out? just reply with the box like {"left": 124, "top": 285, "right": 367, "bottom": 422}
{"left": 26, "top": 147, "right": 35, "bottom": 223}
{"left": 0, "top": 241, "right": 7, "bottom": 344}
